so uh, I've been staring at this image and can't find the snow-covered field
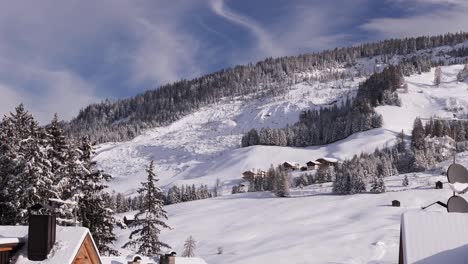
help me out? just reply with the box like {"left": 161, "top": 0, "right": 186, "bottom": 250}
{"left": 108, "top": 153, "right": 468, "bottom": 264}
{"left": 95, "top": 65, "right": 468, "bottom": 194}
{"left": 94, "top": 64, "right": 468, "bottom": 263}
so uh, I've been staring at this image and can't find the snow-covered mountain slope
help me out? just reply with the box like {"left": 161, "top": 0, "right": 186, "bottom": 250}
{"left": 95, "top": 65, "right": 468, "bottom": 193}
{"left": 111, "top": 153, "right": 468, "bottom": 264}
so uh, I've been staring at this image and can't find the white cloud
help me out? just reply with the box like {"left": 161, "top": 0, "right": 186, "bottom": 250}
{"left": 0, "top": 0, "right": 206, "bottom": 123}
{"left": 129, "top": 17, "right": 202, "bottom": 85}
{"left": 0, "top": 61, "right": 98, "bottom": 123}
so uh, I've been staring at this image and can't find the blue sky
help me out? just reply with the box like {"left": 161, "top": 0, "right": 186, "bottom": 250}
{"left": 0, "top": 0, "right": 467, "bottom": 123}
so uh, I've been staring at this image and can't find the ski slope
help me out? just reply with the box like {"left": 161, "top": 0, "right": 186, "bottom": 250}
{"left": 95, "top": 65, "right": 468, "bottom": 194}
{"left": 110, "top": 153, "right": 468, "bottom": 264}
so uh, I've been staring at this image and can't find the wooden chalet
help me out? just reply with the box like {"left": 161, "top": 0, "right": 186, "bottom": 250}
{"left": 242, "top": 170, "right": 266, "bottom": 181}
{"left": 0, "top": 215, "right": 101, "bottom": 264}
{"left": 315, "top": 157, "right": 338, "bottom": 169}
{"left": 306, "top": 161, "right": 321, "bottom": 170}
{"left": 282, "top": 162, "right": 299, "bottom": 171}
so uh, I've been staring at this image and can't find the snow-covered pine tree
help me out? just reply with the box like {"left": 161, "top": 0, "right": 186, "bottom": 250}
{"left": 73, "top": 136, "right": 118, "bottom": 255}
{"left": 273, "top": 166, "right": 290, "bottom": 197}
{"left": 434, "top": 66, "right": 442, "bottom": 86}
{"left": 213, "top": 178, "right": 221, "bottom": 197}
{"left": 0, "top": 104, "right": 56, "bottom": 224}
{"left": 397, "top": 130, "right": 406, "bottom": 153}
{"left": 411, "top": 118, "right": 425, "bottom": 150}
{"left": 46, "top": 114, "right": 69, "bottom": 176}
{"left": 402, "top": 175, "right": 409, "bottom": 187}
{"left": 182, "top": 236, "right": 197, "bottom": 258}
{"left": 0, "top": 108, "right": 23, "bottom": 224}
{"left": 370, "top": 175, "right": 386, "bottom": 193}
{"left": 167, "top": 186, "right": 181, "bottom": 204}
{"left": 44, "top": 114, "right": 80, "bottom": 225}
{"left": 123, "top": 160, "right": 171, "bottom": 256}
{"left": 457, "top": 64, "right": 468, "bottom": 82}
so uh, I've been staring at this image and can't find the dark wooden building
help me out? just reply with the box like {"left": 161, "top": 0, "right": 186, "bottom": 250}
{"left": 392, "top": 200, "right": 401, "bottom": 207}
{"left": 124, "top": 215, "right": 135, "bottom": 226}
{"left": 435, "top": 181, "right": 443, "bottom": 189}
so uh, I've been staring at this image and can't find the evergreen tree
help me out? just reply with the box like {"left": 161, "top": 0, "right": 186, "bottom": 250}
{"left": 457, "top": 64, "right": 468, "bottom": 82}
{"left": 411, "top": 118, "right": 425, "bottom": 150}
{"left": 213, "top": 178, "right": 222, "bottom": 197}
{"left": 182, "top": 236, "right": 197, "bottom": 258}
{"left": 402, "top": 175, "right": 409, "bottom": 187}
{"left": 123, "top": 161, "right": 171, "bottom": 256}
{"left": 370, "top": 175, "right": 386, "bottom": 193}
{"left": 0, "top": 104, "right": 56, "bottom": 224}
{"left": 434, "top": 66, "right": 442, "bottom": 86}
{"left": 273, "top": 166, "right": 290, "bottom": 197}
{"left": 397, "top": 130, "right": 406, "bottom": 153}
{"left": 74, "top": 136, "right": 118, "bottom": 255}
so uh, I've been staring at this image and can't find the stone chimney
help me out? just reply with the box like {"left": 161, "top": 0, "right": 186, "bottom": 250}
{"left": 160, "top": 252, "right": 177, "bottom": 264}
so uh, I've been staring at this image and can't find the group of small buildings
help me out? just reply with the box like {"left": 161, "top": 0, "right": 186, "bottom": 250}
{"left": 241, "top": 157, "right": 339, "bottom": 182}
{"left": 283, "top": 157, "right": 338, "bottom": 172}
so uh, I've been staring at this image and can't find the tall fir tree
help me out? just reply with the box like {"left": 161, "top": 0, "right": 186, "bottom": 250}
{"left": 273, "top": 166, "right": 290, "bottom": 197}
{"left": 0, "top": 104, "right": 56, "bottom": 224}
{"left": 434, "top": 66, "right": 442, "bottom": 86}
{"left": 75, "top": 136, "right": 118, "bottom": 255}
{"left": 123, "top": 161, "right": 171, "bottom": 256}
{"left": 411, "top": 118, "right": 425, "bottom": 150}
{"left": 182, "top": 236, "right": 197, "bottom": 258}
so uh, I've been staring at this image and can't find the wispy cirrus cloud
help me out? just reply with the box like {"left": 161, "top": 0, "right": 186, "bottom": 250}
{"left": 208, "top": 0, "right": 283, "bottom": 58}
{"left": 0, "top": 0, "right": 463, "bottom": 123}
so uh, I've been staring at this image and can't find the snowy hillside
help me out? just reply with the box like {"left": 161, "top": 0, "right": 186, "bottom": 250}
{"left": 95, "top": 65, "right": 468, "bottom": 193}
{"left": 110, "top": 153, "right": 468, "bottom": 264}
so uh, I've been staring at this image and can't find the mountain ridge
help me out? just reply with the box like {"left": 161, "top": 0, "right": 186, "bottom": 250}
{"left": 67, "top": 32, "right": 468, "bottom": 143}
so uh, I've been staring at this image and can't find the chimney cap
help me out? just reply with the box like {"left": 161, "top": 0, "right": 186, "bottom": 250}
{"left": 28, "top": 203, "right": 54, "bottom": 215}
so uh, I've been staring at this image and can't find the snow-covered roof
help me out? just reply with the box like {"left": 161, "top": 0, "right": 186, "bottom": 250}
{"left": 401, "top": 211, "right": 468, "bottom": 264}
{"left": 101, "top": 256, "right": 208, "bottom": 264}
{"left": 175, "top": 257, "right": 208, "bottom": 264}
{"left": 0, "top": 237, "right": 22, "bottom": 244}
{"left": 317, "top": 157, "right": 338, "bottom": 163}
{"left": 0, "top": 226, "right": 98, "bottom": 264}
{"left": 124, "top": 214, "right": 135, "bottom": 220}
